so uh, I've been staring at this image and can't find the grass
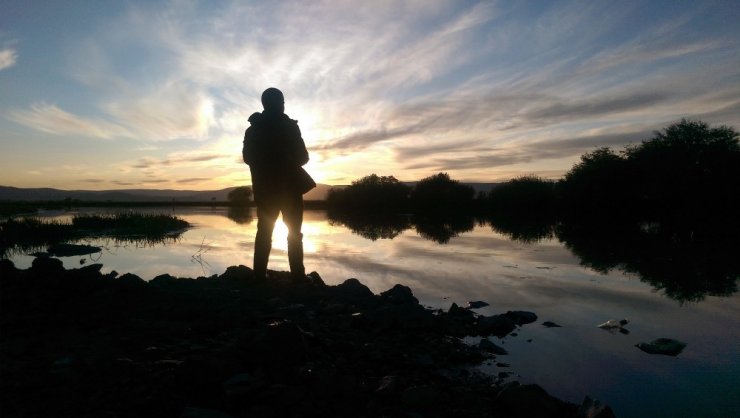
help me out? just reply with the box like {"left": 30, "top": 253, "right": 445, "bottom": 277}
{"left": 0, "top": 212, "right": 190, "bottom": 257}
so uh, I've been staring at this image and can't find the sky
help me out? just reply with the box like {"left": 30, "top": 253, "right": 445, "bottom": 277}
{"left": 1, "top": 0, "right": 739, "bottom": 190}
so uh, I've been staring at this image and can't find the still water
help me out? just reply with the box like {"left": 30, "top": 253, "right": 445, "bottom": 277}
{"left": 9, "top": 207, "right": 740, "bottom": 418}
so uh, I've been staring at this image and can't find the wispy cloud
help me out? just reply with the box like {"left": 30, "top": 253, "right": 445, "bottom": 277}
{"left": 2, "top": 0, "right": 739, "bottom": 187}
{"left": 6, "top": 103, "right": 132, "bottom": 139}
{"left": 131, "top": 153, "right": 224, "bottom": 169}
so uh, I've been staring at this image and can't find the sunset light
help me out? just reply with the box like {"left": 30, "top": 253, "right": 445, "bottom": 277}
{"left": 1, "top": 1, "right": 738, "bottom": 190}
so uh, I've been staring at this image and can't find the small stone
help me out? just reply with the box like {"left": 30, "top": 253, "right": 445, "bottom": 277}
{"left": 542, "top": 321, "right": 562, "bottom": 328}
{"left": 467, "top": 300, "right": 489, "bottom": 309}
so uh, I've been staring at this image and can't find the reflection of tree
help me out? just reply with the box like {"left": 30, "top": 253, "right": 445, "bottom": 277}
{"left": 327, "top": 212, "right": 411, "bottom": 241}
{"left": 227, "top": 206, "right": 253, "bottom": 225}
{"left": 487, "top": 213, "right": 555, "bottom": 243}
{"left": 412, "top": 215, "right": 475, "bottom": 244}
{"left": 556, "top": 220, "right": 739, "bottom": 302}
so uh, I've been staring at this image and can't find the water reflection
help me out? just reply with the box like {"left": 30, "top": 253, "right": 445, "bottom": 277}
{"left": 556, "top": 221, "right": 739, "bottom": 303}
{"left": 328, "top": 211, "right": 739, "bottom": 302}
{"left": 327, "top": 213, "right": 410, "bottom": 240}
{"left": 226, "top": 206, "right": 253, "bottom": 224}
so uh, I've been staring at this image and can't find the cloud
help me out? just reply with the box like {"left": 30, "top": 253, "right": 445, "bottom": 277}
{"left": 403, "top": 129, "right": 655, "bottom": 172}
{"left": 104, "top": 83, "right": 215, "bottom": 140}
{"left": 0, "top": 48, "right": 17, "bottom": 70}
{"left": 131, "top": 153, "right": 223, "bottom": 169}
{"left": 6, "top": 103, "right": 133, "bottom": 139}
{"left": 177, "top": 177, "right": 211, "bottom": 184}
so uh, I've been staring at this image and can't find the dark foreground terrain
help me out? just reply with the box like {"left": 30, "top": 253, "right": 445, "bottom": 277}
{"left": 0, "top": 258, "right": 614, "bottom": 418}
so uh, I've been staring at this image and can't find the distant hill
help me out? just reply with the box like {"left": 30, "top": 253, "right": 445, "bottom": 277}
{"left": 0, "top": 184, "right": 334, "bottom": 202}
{"left": 0, "top": 182, "right": 496, "bottom": 203}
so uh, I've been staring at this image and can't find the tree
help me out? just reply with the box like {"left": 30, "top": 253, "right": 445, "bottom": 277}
{"left": 326, "top": 174, "right": 411, "bottom": 213}
{"left": 624, "top": 119, "right": 740, "bottom": 221}
{"left": 227, "top": 186, "right": 253, "bottom": 205}
{"left": 558, "top": 147, "right": 633, "bottom": 219}
{"left": 409, "top": 173, "right": 475, "bottom": 213}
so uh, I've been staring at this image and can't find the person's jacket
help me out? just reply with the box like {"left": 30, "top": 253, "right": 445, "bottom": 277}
{"left": 243, "top": 111, "right": 310, "bottom": 203}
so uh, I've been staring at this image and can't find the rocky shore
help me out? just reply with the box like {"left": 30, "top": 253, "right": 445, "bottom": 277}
{"left": 0, "top": 258, "right": 614, "bottom": 418}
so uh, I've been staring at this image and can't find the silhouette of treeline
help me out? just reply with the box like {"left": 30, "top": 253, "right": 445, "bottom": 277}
{"left": 328, "top": 120, "right": 739, "bottom": 223}
{"left": 327, "top": 172, "right": 478, "bottom": 214}
{"left": 490, "top": 119, "right": 740, "bottom": 222}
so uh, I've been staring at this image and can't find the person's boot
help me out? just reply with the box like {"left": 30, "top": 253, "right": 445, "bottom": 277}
{"left": 253, "top": 236, "right": 272, "bottom": 280}
{"left": 287, "top": 233, "right": 305, "bottom": 281}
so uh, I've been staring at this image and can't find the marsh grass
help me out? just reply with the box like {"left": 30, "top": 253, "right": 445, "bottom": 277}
{"left": 0, "top": 213, "right": 190, "bottom": 257}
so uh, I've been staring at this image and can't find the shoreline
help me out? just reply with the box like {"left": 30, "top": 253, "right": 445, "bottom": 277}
{"left": 0, "top": 258, "right": 614, "bottom": 417}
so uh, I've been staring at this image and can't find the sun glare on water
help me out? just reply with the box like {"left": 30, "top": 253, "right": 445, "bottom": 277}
{"left": 271, "top": 215, "right": 319, "bottom": 254}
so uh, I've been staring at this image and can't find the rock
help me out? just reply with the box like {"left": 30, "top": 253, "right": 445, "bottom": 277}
{"left": 218, "top": 265, "right": 252, "bottom": 281}
{"left": 479, "top": 338, "right": 508, "bottom": 355}
{"left": 448, "top": 302, "right": 475, "bottom": 320}
{"left": 334, "top": 278, "right": 375, "bottom": 300}
{"left": 542, "top": 321, "right": 562, "bottom": 328}
{"left": 47, "top": 243, "right": 101, "bottom": 257}
{"left": 505, "top": 310, "right": 538, "bottom": 325}
{"left": 636, "top": 338, "right": 687, "bottom": 356}
{"left": 477, "top": 314, "right": 516, "bottom": 337}
{"left": 116, "top": 273, "right": 146, "bottom": 288}
{"left": 578, "top": 396, "right": 616, "bottom": 418}
{"left": 31, "top": 256, "right": 64, "bottom": 274}
{"left": 467, "top": 300, "right": 489, "bottom": 309}
{"left": 151, "top": 273, "right": 178, "bottom": 286}
{"left": 598, "top": 319, "right": 629, "bottom": 334}
{"left": 380, "top": 284, "right": 419, "bottom": 305}
{"left": 493, "top": 383, "right": 575, "bottom": 418}
{"left": 306, "top": 271, "right": 325, "bottom": 286}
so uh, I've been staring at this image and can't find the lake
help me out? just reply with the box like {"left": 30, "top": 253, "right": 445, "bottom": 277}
{"left": 7, "top": 207, "right": 739, "bottom": 418}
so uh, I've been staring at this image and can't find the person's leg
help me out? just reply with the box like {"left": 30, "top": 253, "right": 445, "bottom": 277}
{"left": 282, "top": 193, "right": 305, "bottom": 279}
{"left": 254, "top": 202, "right": 279, "bottom": 280}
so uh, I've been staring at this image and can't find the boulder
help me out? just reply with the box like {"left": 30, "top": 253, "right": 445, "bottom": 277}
{"left": 477, "top": 314, "right": 516, "bottom": 337}
{"left": 31, "top": 256, "right": 65, "bottom": 274}
{"left": 218, "top": 265, "right": 252, "bottom": 281}
{"left": 380, "top": 284, "right": 419, "bottom": 305}
{"left": 334, "top": 278, "right": 375, "bottom": 300}
{"left": 636, "top": 338, "right": 687, "bottom": 356}
{"left": 505, "top": 310, "right": 538, "bottom": 325}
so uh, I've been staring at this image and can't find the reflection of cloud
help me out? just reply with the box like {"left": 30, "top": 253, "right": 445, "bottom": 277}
{"left": 0, "top": 48, "right": 17, "bottom": 70}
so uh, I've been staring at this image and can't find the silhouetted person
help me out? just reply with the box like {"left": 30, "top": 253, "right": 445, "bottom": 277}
{"left": 243, "top": 88, "right": 315, "bottom": 280}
